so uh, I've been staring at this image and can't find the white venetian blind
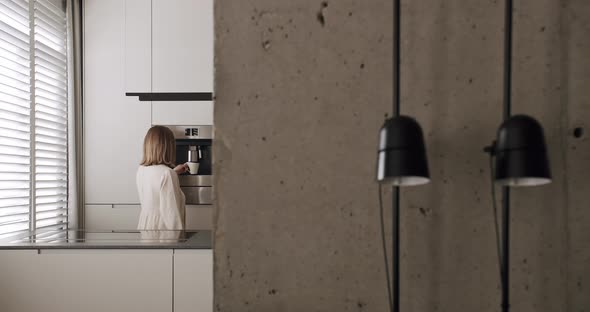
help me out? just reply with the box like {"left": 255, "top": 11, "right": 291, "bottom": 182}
{"left": 33, "top": 0, "right": 68, "bottom": 230}
{"left": 0, "top": 0, "right": 33, "bottom": 238}
{"left": 0, "top": 0, "right": 68, "bottom": 238}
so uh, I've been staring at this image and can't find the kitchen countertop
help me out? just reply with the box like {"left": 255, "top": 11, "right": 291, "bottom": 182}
{"left": 0, "top": 229, "right": 212, "bottom": 250}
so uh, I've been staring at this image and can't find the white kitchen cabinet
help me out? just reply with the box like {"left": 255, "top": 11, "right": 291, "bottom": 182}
{"left": 0, "top": 249, "right": 173, "bottom": 312}
{"left": 152, "top": 0, "right": 214, "bottom": 92}
{"left": 152, "top": 101, "right": 214, "bottom": 125}
{"left": 124, "top": 0, "right": 152, "bottom": 92}
{"left": 123, "top": 0, "right": 213, "bottom": 93}
{"left": 84, "top": 0, "right": 151, "bottom": 204}
{"left": 85, "top": 204, "right": 141, "bottom": 230}
{"left": 174, "top": 250, "right": 213, "bottom": 312}
{"left": 85, "top": 204, "right": 212, "bottom": 230}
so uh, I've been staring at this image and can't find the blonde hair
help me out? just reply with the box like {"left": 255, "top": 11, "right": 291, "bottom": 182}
{"left": 140, "top": 125, "right": 176, "bottom": 167}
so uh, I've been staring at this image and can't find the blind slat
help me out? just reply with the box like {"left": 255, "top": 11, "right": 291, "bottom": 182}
{"left": 35, "top": 96, "right": 67, "bottom": 112}
{"left": 35, "top": 45, "right": 67, "bottom": 67}
{"left": 11, "top": 0, "right": 29, "bottom": 13}
{"left": 0, "top": 1, "right": 29, "bottom": 20}
{"left": 0, "top": 108, "right": 30, "bottom": 123}
{"left": 0, "top": 188, "right": 29, "bottom": 197}
{"left": 0, "top": 75, "right": 30, "bottom": 93}
{"left": 35, "top": 172, "right": 67, "bottom": 180}
{"left": 36, "top": 201, "right": 67, "bottom": 212}
{"left": 0, "top": 37, "right": 30, "bottom": 62}
{"left": 35, "top": 150, "right": 66, "bottom": 161}
{"left": 0, "top": 217, "right": 29, "bottom": 227}
{"left": 0, "top": 201, "right": 31, "bottom": 210}
{"left": 35, "top": 134, "right": 66, "bottom": 145}
{"left": 35, "top": 56, "right": 66, "bottom": 76}
{"left": 0, "top": 116, "right": 31, "bottom": 130}
{"left": 0, "top": 223, "right": 66, "bottom": 239}
{"left": 35, "top": 117, "right": 67, "bottom": 130}
{"left": 0, "top": 180, "right": 29, "bottom": 189}
{"left": 35, "top": 144, "right": 68, "bottom": 156}
{"left": 36, "top": 210, "right": 67, "bottom": 220}
{"left": 0, "top": 206, "right": 29, "bottom": 217}
{"left": 0, "top": 57, "right": 30, "bottom": 77}
{"left": 0, "top": 224, "right": 29, "bottom": 238}
{"left": 0, "top": 21, "right": 29, "bottom": 45}
{"left": 35, "top": 32, "right": 65, "bottom": 52}
{"left": 0, "top": 126, "right": 30, "bottom": 141}
{"left": 36, "top": 108, "right": 67, "bottom": 121}
{"left": 0, "top": 155, "right": 29, "bottom": 165}
{"left": 34, "top": 63, "right": 66, "bottom": 83}
{"left": 0, "top": 136, "right": 30, "bottom": 148}
{"left": 0, "top": 82, "right": 30, "bottom": 100}
{"left": 0, "top": 101, "right": 30, "bottom": 116}
{"left": 35, "top": 157, "right": 67, "bottom": 166}
{"left": 35, "top": 84, "right": 67, "bottom": 99}
{"left": 35, "top": 28, "right": 66, "bottom": 49}
{"left": 32, "top": 8, "right": 62, "bottom": 33}
{"left": 35, "top": 89, "right": 67, "bottom": 105}
{"left": 36, "top": 0, "right": 66, "bottom": 22}
{"left": 35, "top": 71, "right": 67, "bottom": 89}
{"left": 0, "top": 8, "right": 29, "bottom": 32}
{"left": 0, "top": 64, "right": 30, "bottom": 85}
{"left": 34, "top": 14, "right": 63, "bottom": 38}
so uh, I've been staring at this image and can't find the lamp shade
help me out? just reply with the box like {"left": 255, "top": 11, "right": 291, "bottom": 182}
{"left": 494, "top": 114, "right": 551, "bottom": 186}
{"left": 377, "top": 115, "right": 430, "bottom": 186}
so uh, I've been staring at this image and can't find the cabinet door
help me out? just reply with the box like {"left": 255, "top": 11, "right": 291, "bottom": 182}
{"left": 124, "top": 0, "right": 152, "bottom": 92}
{"left": 85, "top": 204, "right": 141, "bottom": 230}
{"left": 174, "top": 250, "right": 213, "bottom": 312}
{"left": 152, "top": 101, "right": 213, "bottom": 125}
{"left": 0, "top": 249, "right": 173, "bottom": 312}
{"left": 84, "top": 0, "right": 151, "bottom": 204}
{"left": 152, "top": 0, "right": 213, "bottom": 92}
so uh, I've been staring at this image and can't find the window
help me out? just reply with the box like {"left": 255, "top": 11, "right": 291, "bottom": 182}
{"left": 0, "top": 0, "right": 69, "bottom": 238}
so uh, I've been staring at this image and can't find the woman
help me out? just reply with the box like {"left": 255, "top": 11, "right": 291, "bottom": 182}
{"left": 136, "top": 125, "right": 188, "bottom": 232}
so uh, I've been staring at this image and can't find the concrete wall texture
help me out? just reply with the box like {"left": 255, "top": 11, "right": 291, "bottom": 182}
{"left": 213, "top": 0, "right": 590, "bottom": 311}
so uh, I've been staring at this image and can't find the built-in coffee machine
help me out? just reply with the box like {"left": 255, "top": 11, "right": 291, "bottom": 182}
{"left": 166, "top": 125, "right": 212, "bottom": 205}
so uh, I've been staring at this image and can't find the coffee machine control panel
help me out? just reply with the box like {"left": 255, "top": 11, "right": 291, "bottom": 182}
{"left": 168, "top": 125, "right": 213, "bottom": 140}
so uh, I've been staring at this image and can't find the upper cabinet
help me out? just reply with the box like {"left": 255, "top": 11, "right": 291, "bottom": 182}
{"left": 152, "top": 0, "right": 213, "bottom": 92}
{"left": 124, "top": 0, "right": 214, "bottom": 93}
{"left": 123, "top": 0, "right": 214, "bottom": 126}
{"left": 124, "top": 0, "right": 151, "bottom": 93}
{"left": 84, "top": 0, "right": 151, "bottom": 204}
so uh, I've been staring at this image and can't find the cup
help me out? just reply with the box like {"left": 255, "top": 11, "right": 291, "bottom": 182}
{"left": 186, "top": 162, "right": 199, "bottom": 175}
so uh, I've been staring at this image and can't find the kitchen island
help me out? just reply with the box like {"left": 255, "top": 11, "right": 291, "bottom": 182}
{"left": 0, "top": 229, "right": 212, "bottom": 312}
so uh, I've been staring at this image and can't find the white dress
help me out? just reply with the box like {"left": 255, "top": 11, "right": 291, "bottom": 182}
{"left": 136, "top": 165, "right": 186, "bottom": 231}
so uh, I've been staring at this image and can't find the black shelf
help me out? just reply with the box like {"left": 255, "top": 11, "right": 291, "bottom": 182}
{"left": 125, "top": 92, "right": 213, "bottom": 101}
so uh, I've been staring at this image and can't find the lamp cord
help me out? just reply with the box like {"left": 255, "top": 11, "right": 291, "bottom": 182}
{"left": 489, "top": 155, "right": 505, "bottom": 288}
{"left": 379, "top": 184, "right": 394, "bottom": 312}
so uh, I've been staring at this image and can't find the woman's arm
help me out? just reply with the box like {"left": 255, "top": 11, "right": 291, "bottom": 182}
{"left": 173, "top": 163, "right": 189, "bottom": 175}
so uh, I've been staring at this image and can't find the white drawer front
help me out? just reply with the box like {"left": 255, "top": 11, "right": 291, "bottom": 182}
{"left": 85, "top": 204, "right": 212, "bottom": 230}
{"left": 85, "top": 205, "right": 140, "bottom": 230}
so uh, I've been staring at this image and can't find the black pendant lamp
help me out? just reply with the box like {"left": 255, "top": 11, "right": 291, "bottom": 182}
{"left": 377, "top": 116, "right": 430, "bottom": 185}
{"left": 484, "top": 1, "right": 551, "bottom": 312}
{"left": 493, "top": 115, "right": 551, "bottom": 186}
{"left": 376, "top": 0, "right": 429, "bottom": 186}
{"left": 375, "top": 0, "right": 429, "bottom": 312}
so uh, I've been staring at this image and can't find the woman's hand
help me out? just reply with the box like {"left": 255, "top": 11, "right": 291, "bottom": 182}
{"left": 173, "top": 163, "right": 189, "bottom": 175}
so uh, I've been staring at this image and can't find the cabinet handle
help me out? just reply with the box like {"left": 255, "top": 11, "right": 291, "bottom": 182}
{"left": 125, "top": 92, "right": 213, "bottom": 101}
